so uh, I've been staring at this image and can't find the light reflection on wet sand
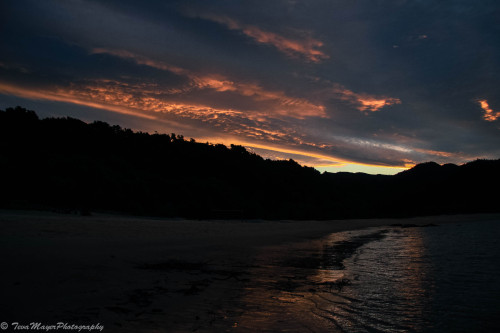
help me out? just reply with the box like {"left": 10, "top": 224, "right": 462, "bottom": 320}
{"left": 232, "top": 227, "right": 431, "bottom": 332}
{"left": 341, "top": 228, "right": 431, "bottom": 332}
{"left": 3, "top": 212, "right": 499, "bottom": 332}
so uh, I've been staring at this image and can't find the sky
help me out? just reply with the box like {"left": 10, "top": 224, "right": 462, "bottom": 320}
{"left": 1, "top": 0, "right": 500, "bottom": 174}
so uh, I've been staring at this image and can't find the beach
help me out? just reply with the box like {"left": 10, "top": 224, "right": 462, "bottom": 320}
{"left": 1, "top": 210, "right": 499, "bottom": 332}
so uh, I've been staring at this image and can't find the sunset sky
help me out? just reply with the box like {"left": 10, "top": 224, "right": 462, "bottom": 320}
{"left": 1, "top": 1, "right": 499, "bottom": 174}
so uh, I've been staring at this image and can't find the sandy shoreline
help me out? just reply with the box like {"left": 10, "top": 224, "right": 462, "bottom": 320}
{"left": 1, "top": 210, "right": 499, "bottom": 332}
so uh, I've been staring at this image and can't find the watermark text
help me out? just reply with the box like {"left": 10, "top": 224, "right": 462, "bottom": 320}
{"left": 1, "top": 322, "right": 104, "bottom": 332}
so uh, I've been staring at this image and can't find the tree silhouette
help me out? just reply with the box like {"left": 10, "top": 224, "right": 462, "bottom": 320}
{"left": 1, "top": 106, "right": 499, "bottom": 219}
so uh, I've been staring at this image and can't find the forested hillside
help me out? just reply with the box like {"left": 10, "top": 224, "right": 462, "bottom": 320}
{"left": 2, "top": 106, "right": 499, "bottom": 219}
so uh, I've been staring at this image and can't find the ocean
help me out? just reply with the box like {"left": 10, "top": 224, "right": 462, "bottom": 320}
{"left": 233, "top": 219, "right": 500, "bottom": 332}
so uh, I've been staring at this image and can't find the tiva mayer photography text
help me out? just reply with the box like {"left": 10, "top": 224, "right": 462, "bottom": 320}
{"left": 1, "top": 322, "right": 104, "bottom": 331}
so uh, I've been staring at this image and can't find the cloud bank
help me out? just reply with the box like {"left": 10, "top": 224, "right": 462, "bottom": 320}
{"left": 1, "top": 0, "right": 499, "bottom": 173}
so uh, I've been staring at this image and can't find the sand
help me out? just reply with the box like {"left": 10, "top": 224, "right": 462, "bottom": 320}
{"left": 1, "top": 210, "right": 499, "bottom": 332}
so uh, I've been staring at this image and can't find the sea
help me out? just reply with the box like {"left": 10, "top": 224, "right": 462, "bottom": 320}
{"left": 232, "top": 219, "right": 500, "bottom": 332}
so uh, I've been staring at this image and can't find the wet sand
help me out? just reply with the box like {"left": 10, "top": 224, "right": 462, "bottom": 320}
{"left": 1, "top": 210, "right": 498, "bottom": 332}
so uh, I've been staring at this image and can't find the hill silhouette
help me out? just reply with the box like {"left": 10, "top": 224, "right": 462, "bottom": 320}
{"left": 1, "top": 106, "right": 499, "bottom": 219}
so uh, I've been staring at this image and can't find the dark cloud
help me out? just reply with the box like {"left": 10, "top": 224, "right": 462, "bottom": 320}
{"left": 1, "top": 0, "right": 499, "bottom": 173}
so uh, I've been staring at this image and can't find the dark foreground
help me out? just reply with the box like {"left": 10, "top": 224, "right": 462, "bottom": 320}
{"left": 1, "top": 211, "right": 499, "bottom": 332}
{"left": 2, "top": 107, "right": 500, "bottom": 220}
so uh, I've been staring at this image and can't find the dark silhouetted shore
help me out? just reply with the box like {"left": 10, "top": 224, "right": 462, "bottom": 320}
{"left": 2, "top": 210, "right": 498, "bottom": 331}
{"left": 1, "top": 106, "right": 500, "bottom": 220}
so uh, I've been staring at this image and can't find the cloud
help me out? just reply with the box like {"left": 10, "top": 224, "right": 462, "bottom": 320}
{"left": 197, "top": 14, "right": 329, "bottom": 63}
{"left": 1, "top": 76, "right": 413, "bottom": 169}
{"left": 336, "top": 136, "right": 412, "bottom": 153}
{"left": 479, "top": 99, "right": 500, "bottom": 122}
{"left": 0, "top": 78, "right": 302, "bottom": 144}
{"left": 2, "top": 0, "right": 500, "bottom": 174}
{"left": 91, "top": 48, "right": 326, "bottom": 119}
{"left": 330, "top": 84, "right": 402, "bottom": 113}
{"left": 0, "top": 81, "right": 158, "bottom": 120}
{"left": 91, "top": 48, "right": 186, "bottom": 76}
{"left": 413, "top": 148, "right": 455, "bottom": 158}
{"left": 0, "top": 78, "right": 476, "bottom": 170}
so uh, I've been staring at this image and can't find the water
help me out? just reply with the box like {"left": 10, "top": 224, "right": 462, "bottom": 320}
{"left": 233, "top": 220, "right": 500, "bottom": 332}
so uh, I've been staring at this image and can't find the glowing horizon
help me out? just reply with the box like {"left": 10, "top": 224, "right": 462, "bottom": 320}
{"left": 0, "top": 81, "right": 410, "bottom": 174}
{"left": 1, "top": 1, "right": 499, "bottom": 174}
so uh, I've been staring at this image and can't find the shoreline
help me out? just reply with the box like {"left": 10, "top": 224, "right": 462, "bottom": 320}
{"left": 1, "top": 210, "right": 499, "bottom": 332}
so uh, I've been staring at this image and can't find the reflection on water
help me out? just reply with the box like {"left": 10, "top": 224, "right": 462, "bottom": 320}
{"left": 341, "top": 228, "right": 431, "bottom": 332}
{"left": 233, "top": 220, "right": 500, "bottom": 332}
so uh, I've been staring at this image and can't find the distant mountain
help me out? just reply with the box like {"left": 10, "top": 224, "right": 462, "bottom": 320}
{"left": 1, "top": 106, "right": 499, "bottom": 219}
{"left": 396, "top": 161, "right": 458, "bottom": 178}
{"left": 397, "top": 161, "right": 442, "bottom": 176}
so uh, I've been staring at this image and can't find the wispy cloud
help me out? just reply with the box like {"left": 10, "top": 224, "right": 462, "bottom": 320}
{"left": 331, "top": 85, "right": 401, "bottom": 113}
{"left": 0, "top": 81, "right": 159, "bottom": 120}
{"left": 63, "top": 80, "right": 244, "bottom": 121}
{"left": 0, "top": 79, "right": 459, "bottom": 171}
{"left": 330, "top": 135, "right": 412, "bottom": 154}
{"left": 478, "top": 99, "right": 500, "bottom": 122}
{"left": 413, "top": 148, "right": 455, "bottom": 158}
{"left": 198, "top": 14, "right": 329, "bottom": 63}
{"left": 91, "top": 48, "right": 326, "bottom": 119}
{"left": 2, "top": 0, "right": 500, "bottom": 174}
{"left": 1, "top": 78, "right": 413, "bottom": 170}
{"left": 0, "top": 79, "right": 300, "bottom": 143}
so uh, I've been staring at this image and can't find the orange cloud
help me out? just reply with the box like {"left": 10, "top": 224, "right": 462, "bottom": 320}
{"left": 190, "top": 75, "right": 326, "bottom": 118}
{"left": 1, "top": 78, "right": 338, "bottom": 159}
{"left": 0, "top": 79, "right": 307, "bottom": 145}
{"left": 0, "top": 80, "right": 416, "bottom": 173}
{"left": 64, "top": 81, "right": 244, "bottom": 122}
{"left": 332, "top": 85, "right": 401, "bottom": 112}
{"left": 478, "top": 99, "right": 500, "bottom": 121}
{"left": 413, "top": 148, "right": 455, "bottom": 158}
{"left": 91, "top": 48, "right": 326, "bottom": 119}
{"left": 0, "top": 81, "right": 159, "bottom": 120}
{"left": 200, "top": 15, "right": 329, "bottom": 63}
{"left": 0, "top": 81, "right": 246, "bottom": 138}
